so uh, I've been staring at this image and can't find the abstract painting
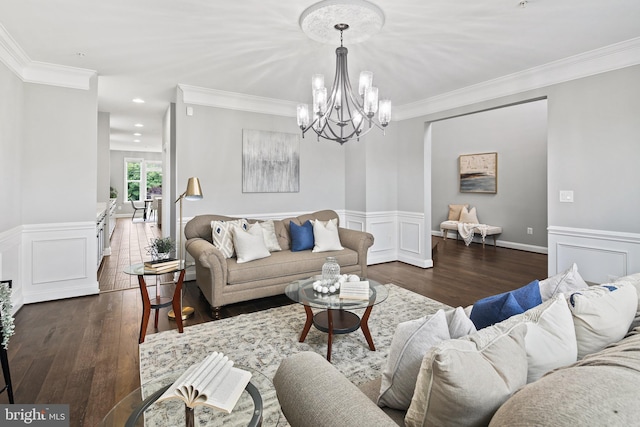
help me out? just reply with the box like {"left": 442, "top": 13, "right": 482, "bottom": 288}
{"left": 242, "top": 129, "right": 300, "bottom": 193}
{"left": 459, "top": 152, "right": 497, "bottom": 193}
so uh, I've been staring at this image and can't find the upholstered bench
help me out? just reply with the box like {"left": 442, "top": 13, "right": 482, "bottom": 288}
{"left": 440, "top": 220, "right": 502, "bottom": 247}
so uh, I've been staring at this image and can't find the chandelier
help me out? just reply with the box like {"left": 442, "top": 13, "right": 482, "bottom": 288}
{"left": 296, "top": 22, "right": 391, "bottom": 144}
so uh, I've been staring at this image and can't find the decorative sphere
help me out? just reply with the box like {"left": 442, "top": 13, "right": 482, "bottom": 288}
{"left": 329, "top": 286, "right": 336, "bottom": 293}
{"left": 322, "top": 286, "right": 329, "bottom": 293}
{"left": 335, "top": 282, "right": 341, "bottom": 289}
{"left": 348, "top": 274, "right": 360, "bottom": 282}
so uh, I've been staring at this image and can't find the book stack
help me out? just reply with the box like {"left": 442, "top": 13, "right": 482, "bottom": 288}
{"left": 144, "top": 258, "right": 180, "bottom": 273}
{"left": 158, "top": 351, "right": 252, "bottom": 413}
{"left": 339, "top": 280, "right": 371, "bottom": 300}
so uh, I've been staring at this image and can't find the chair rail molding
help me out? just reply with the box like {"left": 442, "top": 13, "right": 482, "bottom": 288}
{"left": 548, "top": 225, "right": 640, "bottom": 283}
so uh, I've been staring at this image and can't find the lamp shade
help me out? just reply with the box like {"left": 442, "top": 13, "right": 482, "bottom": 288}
{"left": 184, "top": 177, "right": 203, "bottom": 200}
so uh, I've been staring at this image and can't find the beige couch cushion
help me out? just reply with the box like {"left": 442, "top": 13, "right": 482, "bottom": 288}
{"left": 490, "top": 328, "right": 640, "bottom": 427}
{"left": 405, "top": 321, "right": 528, "bottom": 427}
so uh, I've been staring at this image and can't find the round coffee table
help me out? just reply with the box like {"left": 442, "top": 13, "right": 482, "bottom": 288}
{"left": 285, "top": 276, "right": 388, "bottom": 362}
{"left": 100, "top": 366, "right": 281, "bottom": 427}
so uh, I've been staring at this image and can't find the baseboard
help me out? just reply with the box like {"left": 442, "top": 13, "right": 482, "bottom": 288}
{"left": 433, "top": 230, "right": 548, "bottom": 254}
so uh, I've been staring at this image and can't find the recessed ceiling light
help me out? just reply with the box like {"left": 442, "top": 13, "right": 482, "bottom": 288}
{"left": 132, "top": 98, "right": 145, "bottom": 103}
{"left": 133, "top": 132, "right": 142, "bottom": 136}
{"left": 134, "top": 123, "right": 144, "bottom": 127}
{"left": 134, "top": 139, "right": 141, "bottom": 143}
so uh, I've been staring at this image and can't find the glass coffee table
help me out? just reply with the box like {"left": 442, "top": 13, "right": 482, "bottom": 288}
{"left": 285, "top": 276, "right": 388, "bottom": 362}
{"left": 100, "top": 366, "right": 281, "bottom": 427}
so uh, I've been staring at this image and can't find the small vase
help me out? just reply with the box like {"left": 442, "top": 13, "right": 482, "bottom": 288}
{"left": 322, "top": 257, "right": 340, "bottom": 285}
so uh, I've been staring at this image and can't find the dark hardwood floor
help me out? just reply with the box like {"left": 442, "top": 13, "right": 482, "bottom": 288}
{"left": 2, "top": 218, "right": 546, "bottom": 426}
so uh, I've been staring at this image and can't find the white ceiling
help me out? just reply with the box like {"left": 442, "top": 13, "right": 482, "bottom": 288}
{"left": 1, "top": 0, "right": 639, "bottom": 152}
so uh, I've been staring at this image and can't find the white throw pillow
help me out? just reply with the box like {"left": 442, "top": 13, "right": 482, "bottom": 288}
{"left": 538, "top": 262, "right": 588, "bottom": 301}
{"left": 459, "top": 206, "right": 479, "bottom": 224}
{"left": 378, "top": 310, "right": 450, "bottom": 410}
{"left": 211, "top": 219, "right": 248, "bottom": 258}
{"left": 615, "top": 273, "right": 640, "bottom": 330}
{"left": 568, "top": 283, "right": 638, "bottom": 359}
{"left": 312, "top": 218, "right": 344, "bottom": 252}
{"left": 231, "top": 223, "right": 271, "bottom": 264}
{"left": 444, "top": 306, "right": 477, "bottom": 338}
{"left": 257, "top": 220, "right": 282, "bottom": 252}
{"left": 405, "top": 321, "right": 528, "bottom": 427}
{"left": 521, "top": 293, "right": 577, "bottom": 382}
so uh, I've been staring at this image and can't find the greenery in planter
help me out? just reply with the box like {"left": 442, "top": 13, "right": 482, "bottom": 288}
{"left": 0, "top": 283, "right": 14, "bottom": 349}
{"left": 147, "top": 237, "right": 176, "bottom": 259}
{"left": 110, "top": 186, "right": 118, "bottom": 199}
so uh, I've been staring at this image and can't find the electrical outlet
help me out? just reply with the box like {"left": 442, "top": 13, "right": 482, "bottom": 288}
{"left": 527, "top": 227, "right": 533, "bottom": 235}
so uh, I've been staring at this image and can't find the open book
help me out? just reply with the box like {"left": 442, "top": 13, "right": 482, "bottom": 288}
{"left": 157, "top": 352, "right": 252, "bottom": 413}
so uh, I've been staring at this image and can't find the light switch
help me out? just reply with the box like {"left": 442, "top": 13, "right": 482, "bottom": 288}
{"left": 559, "top": 190, "right": 574, "bottom": 203}
{"left": 186, "top": 106, "right": 194, "bottom": 116}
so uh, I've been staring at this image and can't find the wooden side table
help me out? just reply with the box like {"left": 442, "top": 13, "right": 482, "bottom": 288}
{"left": 124, "top": 264, "right": 186, "bottom": 343}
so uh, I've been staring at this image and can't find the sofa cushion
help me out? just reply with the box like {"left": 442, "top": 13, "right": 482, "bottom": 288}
{"left": 232, "top": 223, "right": 271, "bottom": 264}
{"left": 614, "top": 273, "right": 640, "bottom": 330}
{"left": 539, "top": 262, "right": 588, "bottom": 301}
{"left": 405, "top": 321, "right": 528, "bottom": 427}
{"left": 521, "top": 293, "right": 577, "bottom": 382}
{"left": 312, "top": 219, "right": 344, "bottom": 253}
{"left": 568, "top": 283, "right": 638, "bottom": 359}
{"left": 256, "top": 220, "right": 282, "bottom": 252}
{"left": 226, "top": 248, "right": 359, "bottom": 285}
{"left": 378, "top": 310, "right": 451, "bottom": 410}
{"left": 490, "top": 328, "right": 640, "bottom": 427}
{"left": 469, "top": 280, "right": 541, "bottom": 330}
{"left": 290, "top": 220, "right": 314, "bottom": 252}
{"left": 211, "top": 219, "right": 248, "bottom": 258}
{"left": 444, "top": 306, "right": 477, "bottom": 338}
{"left": 447, "top": 204, "right": 468, "bottom": 221}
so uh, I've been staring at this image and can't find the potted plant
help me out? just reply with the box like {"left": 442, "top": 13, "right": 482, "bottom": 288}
{"left": 110, "top": 186, "right": 118, "bottom": 199}
{"left": 147, "top": 237, "right": 176, "bottom": 260}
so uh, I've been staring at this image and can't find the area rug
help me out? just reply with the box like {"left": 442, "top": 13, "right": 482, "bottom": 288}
{"left": 139, "top": 284, "right": 450, "bottom": 425}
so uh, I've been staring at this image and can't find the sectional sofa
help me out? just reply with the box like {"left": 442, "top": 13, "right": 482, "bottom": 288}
{"left": 184, "top": 210, "right": 374, "bottom": 318}
{"left": 274, "top": 271, "right": 640, "bottom": 426}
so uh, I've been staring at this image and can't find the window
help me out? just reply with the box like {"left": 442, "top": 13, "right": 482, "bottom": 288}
{"left": 125, "top": 158, "right": 162, "bottom": 201}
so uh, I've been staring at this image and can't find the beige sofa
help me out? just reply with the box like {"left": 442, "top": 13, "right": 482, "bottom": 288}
{"left": 274, "top": 273, "right": 640, "bottom": 426}
{"left": 185, "top": 210, "right": 374, "bottom": 318}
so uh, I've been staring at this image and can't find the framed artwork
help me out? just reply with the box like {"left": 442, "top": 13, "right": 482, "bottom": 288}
{"left": 459, "top": 152, "right": 497, "bottom": 193}
{"left": 242, "top": 129, "right": 300, "bottom": 193}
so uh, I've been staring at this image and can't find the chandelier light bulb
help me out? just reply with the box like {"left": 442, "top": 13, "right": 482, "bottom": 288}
{"left": 312, "top": 74, "right": 325, "bottom": 91}
{"left": 378, "top": 99, "right": 392, "bottom": 126}
{"left": 364, "top": 86, "right": 379, "bottom": 115}
{"left": 358, "top": 71, "right": 373, "bottom": 96}
{"left": 297, "top": 104, "right": 310, "bottom": 128}
{"left": 313, "top": 87, "right": 328, "bottom": 114}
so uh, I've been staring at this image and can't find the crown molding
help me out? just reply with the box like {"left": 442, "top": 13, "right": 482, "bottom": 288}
{"left": 394, "top": 37, "right": 640, "bottom": 121}
{"left": 0, "top": 23, "right": 95, "bottom": 90}
{"left": 179, "top": 84, "right": 298, "bottom": 117}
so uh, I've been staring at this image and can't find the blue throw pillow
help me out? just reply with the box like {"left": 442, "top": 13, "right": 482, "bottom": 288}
{"left": 290, "top": 220, "right": 314, "bottom": 252}
{"left": 469, "top": 280, "right": 542, "bottom": 330}
{"left": 470, "top": 292, "right": 525, "bottom": 330}
{"left": 511, "top": 280, "right": 543, "bottom": 310}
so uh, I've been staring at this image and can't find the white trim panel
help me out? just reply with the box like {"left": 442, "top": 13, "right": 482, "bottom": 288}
{"left": 398, "top": 211, "right": 432, "bottom": 268}
{"left": 22, "top": 222, "right": 99, "bottom": 304}
{"left": 548, "top": 226, "right": 640, "bottom": 283}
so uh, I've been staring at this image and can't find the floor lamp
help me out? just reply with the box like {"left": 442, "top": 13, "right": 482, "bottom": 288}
{"left": 169, "top": 176, "right": 203, "bottom": 320}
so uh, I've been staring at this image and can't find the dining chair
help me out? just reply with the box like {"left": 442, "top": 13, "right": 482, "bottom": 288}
{"left": 130, "top": 200, "right": 145, "bottom": 221}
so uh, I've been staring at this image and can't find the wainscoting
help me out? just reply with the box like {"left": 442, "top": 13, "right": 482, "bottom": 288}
{"left": 548, "top": 226, "right": 640, "bottom": 283}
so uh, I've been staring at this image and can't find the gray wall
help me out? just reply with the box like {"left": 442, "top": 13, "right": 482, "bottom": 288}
{"left": 97, "top": 112, "right": 111, "bottom": 203}
{"left": 174, "top": 96, "right": 346, "bottom": 219}
{"left": 431, "top": 100, "right": 548, "bottom": 246}
{"left": 0, "top": 61, "right": 23, "bottom": 232}
{"left": 21, "top": 78, "right": 98, "bottom": 225}
{"left": 396, "top": 64, "right": 640, "bottom": 247}
{"left": 547, "top": 66, "right": 640, "bottom": 232}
